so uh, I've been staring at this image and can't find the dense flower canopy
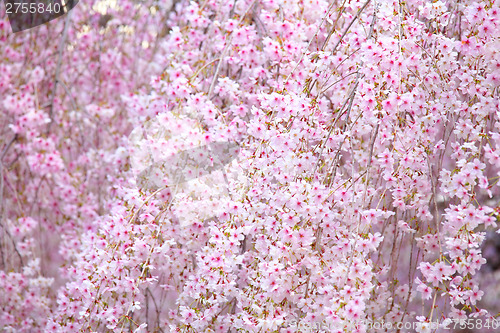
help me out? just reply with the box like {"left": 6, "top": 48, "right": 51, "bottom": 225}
{"left": 0, "top": 0, "right": 500, "bottom": 332}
